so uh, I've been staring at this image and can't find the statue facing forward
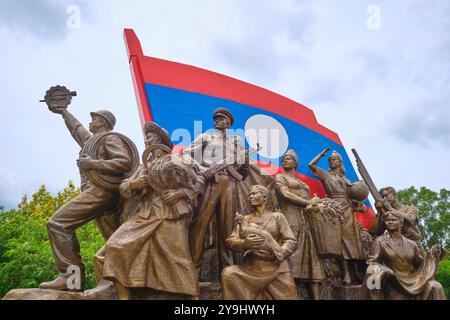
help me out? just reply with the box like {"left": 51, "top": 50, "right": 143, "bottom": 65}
{"left": 363, "top": 211, "right": 446, "bottom": 300}
{"left": 274, "top": 150, "right": 326, "bottom": 300}
{"left": 221, "top": 185, "right": 299, "bottom": 300}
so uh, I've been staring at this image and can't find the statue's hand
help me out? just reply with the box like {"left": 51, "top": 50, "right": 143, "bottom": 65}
{"left": 244, "top": 234, "right": 265, "bottom": 250}
{"left": 77, "top": 155, "right": 97, "bottom": 170}
{"left": 49, "top": 106, "right": 66, "bottom": 115}
{"left": 320, "top": 147, "right": 330, "bottom": 157}
{"left": 132, "top": 175, "right": 149, "bottom": 190}
{"left": 274, "top": 251, "right": 284, "bottom": 262}
{"left": 162, "top": 189, "right": 185, "bottom": 205}
{"left": 375, "top": 199, "right": 385, "bottom": 212}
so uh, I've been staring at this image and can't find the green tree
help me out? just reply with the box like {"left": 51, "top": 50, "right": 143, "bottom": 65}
{"left": 397, "top": 187, "right": 449, "bottom": 298}
{"left": 397, "top": 187, "right": 449, "bottom": 249}
{"left": 0, "top": 182, "right": 104, "bottom": 297}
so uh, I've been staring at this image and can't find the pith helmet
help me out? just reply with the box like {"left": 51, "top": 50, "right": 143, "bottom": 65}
{"left": 143, "top": 122, "right": 173, "bottom": 149}
{"left": 213, "top": 108, "right": 234, "bottom": 125}
{"left": 90, "top": 110, "right": 116, "bottom": 130}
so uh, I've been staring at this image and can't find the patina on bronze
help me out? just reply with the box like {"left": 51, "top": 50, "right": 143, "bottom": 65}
{"left": 362, "top": 212, "right": 446, "bottom": 300}
{"left": 91, "top": 122, "right": 174, "bottom": 293}
{"left": 39, "top": 86, "right": 138, "bottom": 292}
{"left": 221, "top": 185, "right": 299, "bottom": 300}
{"left": 375, "top": 186, "right": 423, "bottom": 248}
{"left": 309, "top": 148, "right": 368, "bottom": 286}
{"left": 101, "top": 144, "right": 203, "bottom": 300}
{"left": 274, "top": 150, "right": 325, "bottom": 300}
{"left": 40, "top": 85, "right": 77, "bottom": 111}
{"left": 183, "top": 108, "right": 252, "bottom": 273}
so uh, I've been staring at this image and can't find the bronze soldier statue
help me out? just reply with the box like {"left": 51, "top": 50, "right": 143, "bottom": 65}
{"left": 39, "top": 90, "right": 137, "bottom": 291}
{"left": 275, "top": 150, "right": 325, "bottom": 299}
{"left": 309, "top": 148, "right": 366, "bottom": 286}
{"left": 184, "top": 108, "right": 251, "bottom": 272}
{"left": 362, "top": 211, "right": 446, "bottom": 300}
{"left": 373, "top": 186, "right": 422, "bottom": 248}
{"left": 221, "top": 185, "right": 298, "bottom": 300}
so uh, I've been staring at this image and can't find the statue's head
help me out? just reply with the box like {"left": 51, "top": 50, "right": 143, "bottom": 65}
{"left": 213, "top": 108, "right": 234, "bottom": 130}
{"left": 282, "top": 149, "right": 298, "bottom": 170}
{"left": 249, "top": 185, "right": 269, "bottom": 207}
{"left": 328, "top": 150, "right": 346, "bottom": 175}
{"left": 383, "top": 211, "right": 403, "bottom": 232}
{"left": 379, "top": 186, "right": 397, "bottom": 204}
{"left": 89, "top": 110, "right": 116, "bottom": 133}
{"left": 143, "top": 122, "right": 173, "bottom": 149}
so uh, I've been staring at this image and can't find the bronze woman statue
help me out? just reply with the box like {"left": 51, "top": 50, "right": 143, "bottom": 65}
{"left": 101, "top": 144, "right": 203, "bottom": 299}
{"left": 221, "top": 185, "right": 298, "bottom": 300}
{"left": 363, "top": 211, "right": 446, "bottom": 300}
{"left": 274, "top": 150, "right": 325, "bottom": 300}
{"left": 309, "top": 148, "right": 365, "bottom": 285}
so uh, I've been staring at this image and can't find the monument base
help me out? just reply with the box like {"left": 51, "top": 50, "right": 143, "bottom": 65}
{"left": 2, "top": 282, "right": 222, "bottom": 300}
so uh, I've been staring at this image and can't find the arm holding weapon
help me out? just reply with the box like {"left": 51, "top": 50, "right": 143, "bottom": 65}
{"left": 202, "top": 145, "right": 260, "bottom": 182}
{"left": 351, "top": 148, "right": 386, "bottom": 236}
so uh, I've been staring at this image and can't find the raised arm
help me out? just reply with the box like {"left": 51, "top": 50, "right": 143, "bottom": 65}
{"left": 308, "top": 147, "right": 330, "bottom": 178}
{"left": 52, "top": 108, "right": 91, "bottom": 147}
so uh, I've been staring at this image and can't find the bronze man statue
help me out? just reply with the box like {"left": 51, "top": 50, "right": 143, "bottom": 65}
{"left": 184, "top": 108, "right": 251, "bottom": 272}
{"left": 40, "top": 104, "right": 136, "bottom": 291}
{"left": 374, "top": 186, "right": 422, "bottom": 248}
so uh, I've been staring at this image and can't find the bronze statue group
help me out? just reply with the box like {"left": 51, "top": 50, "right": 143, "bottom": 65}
{"left": 37, "top": 102, "right": 446, "bottom": 300}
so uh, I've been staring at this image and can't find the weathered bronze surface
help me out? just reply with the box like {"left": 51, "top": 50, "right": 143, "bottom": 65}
{"left": 374, "top": 186, "right": 423, "bottom": 247}
{"left": 3, "top": 87, "right": 447, "bottom": 301}
{"left": 100, "top": 144, "right": 203, "bottom": 299}
{"left": 183, "top": 108, "right": 272, "bottom": 279}
{"left": 309, "top": 148, "right": 368, "bottom": 286}
{"left": 221, "top": 185, "right": 299, "bottom": 300}
{"left": 39, "top": 87, "right": 138, "bottom": 292}
{"left": 362, "top": 212, "right": 446, "bottom": 300}
{"left": 274, "top": 150, "right": 325, "bottom": 300}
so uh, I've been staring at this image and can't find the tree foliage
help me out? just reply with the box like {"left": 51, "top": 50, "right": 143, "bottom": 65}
{"left": 397, "top": 186, "right": 449, "bottom": 249}
{"left": 0, "top": 182, "right": 104, "bottom": 297}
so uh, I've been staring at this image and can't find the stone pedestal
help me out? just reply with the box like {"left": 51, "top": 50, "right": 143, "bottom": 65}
{"left": 2, "top": 281, "right": 222, "bottom": 300}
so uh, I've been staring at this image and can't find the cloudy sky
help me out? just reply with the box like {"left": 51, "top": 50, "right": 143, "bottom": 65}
{"left": 0, "top": 0, "right": 449, "bottom": 209}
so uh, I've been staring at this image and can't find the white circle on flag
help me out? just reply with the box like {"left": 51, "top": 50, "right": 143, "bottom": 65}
{"left": 244, "top": 114, "right": 289, "bottom": 159}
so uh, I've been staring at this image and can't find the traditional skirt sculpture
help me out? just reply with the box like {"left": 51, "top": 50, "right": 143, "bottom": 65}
{"left": 274, "top": 150, "right": 326, "bottom": 300}
{"left": 309, "top": 148, "right": 369, "bottom": 286}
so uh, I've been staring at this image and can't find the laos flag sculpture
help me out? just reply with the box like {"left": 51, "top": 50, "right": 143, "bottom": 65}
{"left": 123, "top": 28, "right": 375, "bottom": 229}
